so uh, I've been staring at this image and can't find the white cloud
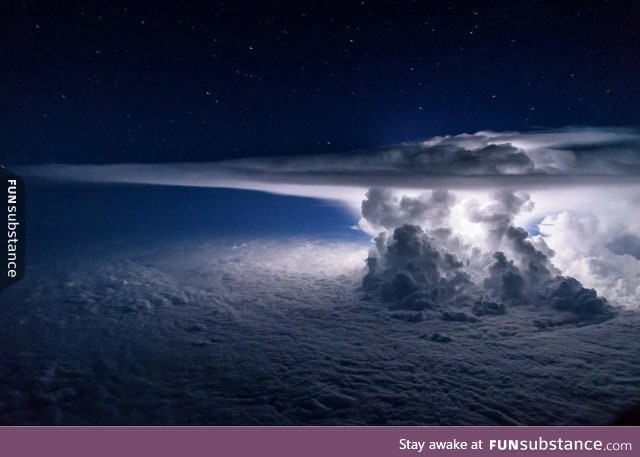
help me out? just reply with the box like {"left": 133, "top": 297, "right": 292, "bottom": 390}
{"left": 17, "top": 127, "right": 640, "bottom": 194}
{"left": 16, "top": 127, "right": 640, "bottom": 307}
{"left": 539, "top": 211, "right": 640, "bottom": 308}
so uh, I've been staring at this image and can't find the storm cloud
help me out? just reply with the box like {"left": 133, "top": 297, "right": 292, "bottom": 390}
{"left": 360, "top": 189, "right": 614, "bottom": 322}
{"left": 16, "top": 127, "right": 640, "bottom": 308}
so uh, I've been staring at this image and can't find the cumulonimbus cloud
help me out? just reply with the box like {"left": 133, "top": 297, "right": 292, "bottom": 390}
{"left": 16, "top": 127, "right": 640, "bottom": 309}
{"left": 360, "top": 188, "right": 615, "bottom": 321}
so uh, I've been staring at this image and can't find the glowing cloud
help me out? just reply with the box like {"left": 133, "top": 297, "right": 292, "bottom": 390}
{"left": 16, "top": 127, "right": 640, "bottom": 308}
{"left": 17, "top": 127, "right": 640, "bottom": 195}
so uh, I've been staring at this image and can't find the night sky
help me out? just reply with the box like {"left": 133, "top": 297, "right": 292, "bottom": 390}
{"left": 2, "top": 0, "right": 639, "bottom": 166}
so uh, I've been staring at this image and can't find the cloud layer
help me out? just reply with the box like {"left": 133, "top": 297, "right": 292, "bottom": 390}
{"left": 1, "top": 238, "right": 639, "bottom": 425}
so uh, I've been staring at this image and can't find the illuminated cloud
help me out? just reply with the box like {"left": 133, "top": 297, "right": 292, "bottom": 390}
{"left": 18, "top": 127, "right": 640, "bottom": 196}
{"left": 17, "top": 127, "right": 640, "bottom": 308}
{"left": 360, "top": 190, "right": 613, "bottom": 320}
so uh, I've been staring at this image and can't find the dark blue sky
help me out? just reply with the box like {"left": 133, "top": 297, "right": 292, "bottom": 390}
{"left": 2, "top": 0, "right": 639, "bottom": 165}
{"left": 24, "top": 183, "right": 364, "bottom": 259}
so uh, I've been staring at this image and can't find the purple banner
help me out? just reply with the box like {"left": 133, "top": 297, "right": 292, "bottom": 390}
{"left": 0, "top": 427, "right": 636, "bottom": 457}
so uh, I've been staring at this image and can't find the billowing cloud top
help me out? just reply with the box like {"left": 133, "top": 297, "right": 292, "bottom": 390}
{"left": 18, "top": 127, "right": 640, "bottom": 195}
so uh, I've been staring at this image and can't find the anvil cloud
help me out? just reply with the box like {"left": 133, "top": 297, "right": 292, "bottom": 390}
{"left": 19, "top": 127, "right": 640, "bottom": 195}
